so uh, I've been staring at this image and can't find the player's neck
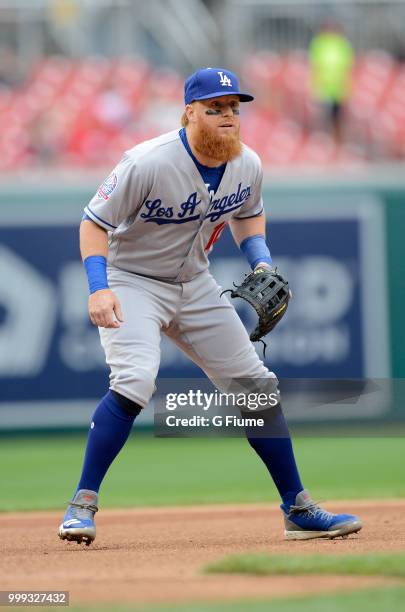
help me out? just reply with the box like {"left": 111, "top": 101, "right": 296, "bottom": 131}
{"left": 185, "top": 126, "right": 226, "bottom": 168}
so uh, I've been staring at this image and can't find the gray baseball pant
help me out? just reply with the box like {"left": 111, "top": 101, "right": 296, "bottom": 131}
{"left": 99, "top": 267, "right": 278, "bottom": 408}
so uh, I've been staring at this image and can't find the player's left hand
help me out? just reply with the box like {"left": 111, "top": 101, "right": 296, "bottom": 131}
{"left": 255, "top": 263, "right": 293, "bottom": 300}
{"left": 221, "top": 266, "right": 290, "bottom": 344}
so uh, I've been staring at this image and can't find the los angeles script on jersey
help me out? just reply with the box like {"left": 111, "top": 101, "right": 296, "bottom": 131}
{"left": 140, "top": 182, "right": 251, "bottom": 225}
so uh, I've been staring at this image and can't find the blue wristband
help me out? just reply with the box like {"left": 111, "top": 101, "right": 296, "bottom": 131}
{"left": 239, "top": 234, "right": 272, "bottom": 270}
{"left": 84, "top": 255, "right": 109, "bottom": 294}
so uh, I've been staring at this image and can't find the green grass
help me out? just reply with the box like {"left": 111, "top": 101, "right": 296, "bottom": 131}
{"left": 205, "top": 552, "right": 405, "bottom": 577}
{"left": 34, "top": 586, "right": 405, "bottom": 612}
{"left": 0, "top": 434, "right": 404, "bottom": 511}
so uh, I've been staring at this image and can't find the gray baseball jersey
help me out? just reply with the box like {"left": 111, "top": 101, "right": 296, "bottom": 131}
{"left": 84, "top": 129, "right": 264, "bottom": 282}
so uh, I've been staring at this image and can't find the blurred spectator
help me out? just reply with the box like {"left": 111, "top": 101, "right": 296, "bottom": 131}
{"left": 92, "top": 83, "right": 133, "bottom": 133}
{"left": 141, "top": 69, "right": 183, "bottom": 132}
{"left": 391, "top": 36, "right": 405, "bottom": 63}
{"left": 0, "top": 46, "right": 23, "bottom": 89}
{"left": 26, "top": 109, "right": 67, "bottom": 166}
{"left": 65, "top": 82, "right": 134, "bottom": 166}
{"left": 309, "top": 23, "right": 354, "bottom": 145}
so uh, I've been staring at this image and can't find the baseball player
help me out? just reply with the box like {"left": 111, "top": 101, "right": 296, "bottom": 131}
{"left": 58, "top": 67, "right": 362, "bottom": 545}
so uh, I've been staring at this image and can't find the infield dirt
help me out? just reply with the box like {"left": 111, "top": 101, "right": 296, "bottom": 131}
{"left": 1, "top": 500, "right": 404, "bottom": 607}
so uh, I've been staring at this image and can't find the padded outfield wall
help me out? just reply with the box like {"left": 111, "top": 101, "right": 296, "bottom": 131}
{"left": 0, "top": 175, "right": 404, "bottom": 430}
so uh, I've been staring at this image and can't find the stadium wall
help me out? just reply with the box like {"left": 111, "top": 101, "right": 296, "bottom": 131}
{"left": 0, "top": 176, "right": 404, "bottom": 431}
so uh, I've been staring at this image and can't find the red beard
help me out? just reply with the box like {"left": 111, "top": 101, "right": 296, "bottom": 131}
{"left": 193, "top": 123, "right": 242, "bottom": 163}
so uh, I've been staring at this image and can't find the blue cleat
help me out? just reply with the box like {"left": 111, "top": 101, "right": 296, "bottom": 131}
{"left": 281, "top": 490, "right": 363, "bottom": 540}
{"left": 58, "top": 489, "right": 98, "bottom": 546}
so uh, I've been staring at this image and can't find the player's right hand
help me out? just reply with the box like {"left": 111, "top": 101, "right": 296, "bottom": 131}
{"left": 88, "top": 289, "right": 124, "bottom": 328}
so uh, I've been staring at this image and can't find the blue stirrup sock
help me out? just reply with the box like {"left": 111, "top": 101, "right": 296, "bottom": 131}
{"left": 240, "top": 234, "right": 272, "bottom": 270}
{"left": 74, "top": 392, "right": 302, "bottom": 506}
{"left": 244, "top": 403, "right": 304, "bottom": 506}
{"left": 75, "top": 390, "right": 141, "bottom": 494}
{"left": 84, "top": 255, "right": 109, "bottom": 294}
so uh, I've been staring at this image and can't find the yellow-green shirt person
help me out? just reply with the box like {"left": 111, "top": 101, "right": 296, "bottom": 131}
{"left": 309, "top": 28, "right": 354, "bottom": 103}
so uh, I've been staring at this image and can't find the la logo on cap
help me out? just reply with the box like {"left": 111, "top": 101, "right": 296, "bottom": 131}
{"left": 218, "top": 71, "right": 232, "bottom": 87}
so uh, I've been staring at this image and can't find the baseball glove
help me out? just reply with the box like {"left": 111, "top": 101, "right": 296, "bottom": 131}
{"left": 221, "top": 266, "right": 290, "bottom": 354}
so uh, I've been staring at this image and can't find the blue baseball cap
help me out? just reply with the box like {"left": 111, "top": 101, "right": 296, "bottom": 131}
{"left": 184, "top": 67, "right": 254, "bottom": 104}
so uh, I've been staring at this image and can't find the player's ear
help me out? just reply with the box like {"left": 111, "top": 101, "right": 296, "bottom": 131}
{"left": 185, "top": 103, "right": 197, "bottom": 124}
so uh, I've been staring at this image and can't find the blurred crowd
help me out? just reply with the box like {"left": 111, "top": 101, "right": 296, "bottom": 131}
{"left": 1, "top": 34, "right": 405, "bottom": 172}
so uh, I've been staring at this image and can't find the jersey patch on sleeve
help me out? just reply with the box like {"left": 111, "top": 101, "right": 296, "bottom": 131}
{"left": 97, "top": 172, "right": 118, "bottom": 200}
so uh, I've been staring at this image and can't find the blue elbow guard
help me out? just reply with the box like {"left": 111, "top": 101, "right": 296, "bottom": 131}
{"left": 84, "top": 255, "right": 109, "bottom": 294}
{"left": 240, "top": 234, "right": 272, "bottom": 270}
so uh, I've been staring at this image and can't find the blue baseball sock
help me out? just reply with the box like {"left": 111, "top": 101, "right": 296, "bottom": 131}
{"left": 244, "top": 403, "right": 304, "bottom": 506}
{"left": 75, "top": 390, "right": 141, "bottom": 494}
